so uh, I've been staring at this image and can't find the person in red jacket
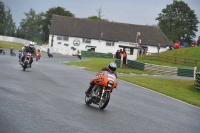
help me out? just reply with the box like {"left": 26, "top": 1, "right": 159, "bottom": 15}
{"left": 197, "top": 36, "right": 200, "bottom": 46}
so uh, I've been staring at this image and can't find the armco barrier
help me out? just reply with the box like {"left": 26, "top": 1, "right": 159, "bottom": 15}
{"left": 194, "top": 72, "right": 200, "bottom": 90}
{"left": 127, "top": 60, "right": 145, "bottom": 70}
{"left": 126, "top": 60, "right": 196, "bottom": 78}
{"left": 115, "top": 59, "right": 121, "bottom": 68}
{"left": 81, "top": 51, "right": 113, "bottom": 59}
{"left": 178, "top": 68, "right": 194, "bottom": 77}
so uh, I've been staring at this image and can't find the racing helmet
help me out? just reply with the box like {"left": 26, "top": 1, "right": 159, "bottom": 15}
{"left": 108, "top": 62, "right": 117, "bottom": 73}
{"left": 29, "top": 42, "right": 34, "bottom": 49}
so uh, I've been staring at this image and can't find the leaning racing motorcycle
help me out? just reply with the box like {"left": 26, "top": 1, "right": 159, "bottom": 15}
{"left": 21, "top": 52, "right": 33, "bottom": 71}
{"left": 36, "top": 51, "right": 41, "bottom": 61}
{"left": 85, "top": 71, "right": 118, "bottom": 110}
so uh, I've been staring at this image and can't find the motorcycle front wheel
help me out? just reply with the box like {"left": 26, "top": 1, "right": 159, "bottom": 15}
{"left": 85, "top": 95, "right": 92, "bottom": 105}
{"left": 99, "top": 92, "right": 110, "bottom": 110}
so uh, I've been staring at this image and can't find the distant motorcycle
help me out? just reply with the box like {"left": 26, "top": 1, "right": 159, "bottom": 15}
{"left": 77, "top": 54, "right": 81, "bottom": 59}
{"left": 85, "top": 71, "right": 118, "bottom": 110}
{"left": 36, "top": 51, "right": 41, "bottom": 61}
{"left": 0, "top": 48, "right": 5, "bottom": 55}
{"left": 10, "top": 50, "right": 16, "bottom": 56}
{"left": 48, "top": 51, "right": 53, "bottom": 58}
{"left": 21, "top": 53, "right": 32, "bottom": 71}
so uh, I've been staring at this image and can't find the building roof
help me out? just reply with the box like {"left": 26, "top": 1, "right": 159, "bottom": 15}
{"left": 50, "top": 15, "right": 170, "bottom": 47}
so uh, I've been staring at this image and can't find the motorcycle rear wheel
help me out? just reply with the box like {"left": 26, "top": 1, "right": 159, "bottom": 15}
{"left": 85, "top": 95, "right": 92, "bottom": 105}
{"left": 99, "top": 92, "right": 110, "bottom": 110}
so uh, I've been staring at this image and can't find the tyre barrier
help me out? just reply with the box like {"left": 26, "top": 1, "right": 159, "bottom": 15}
{"left": 194, "top": 72, "right": 200, "bottom": 90}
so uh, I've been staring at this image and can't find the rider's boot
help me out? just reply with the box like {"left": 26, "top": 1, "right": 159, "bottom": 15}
{"left": 19, "top": 57, "right": 23, "bottom": 65}
{"left": 85, "top": 81, "right": 95, "bottom": 95}
{"left": 30, "top": 60, "right": 33, "bottom": 68}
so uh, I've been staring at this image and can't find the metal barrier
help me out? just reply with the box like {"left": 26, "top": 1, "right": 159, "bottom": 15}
{"left": 115, "top": 59, "right": 121, "bottom": 68}
{"left": 81, "top": 51, "right": 113, "bottom": 59}
{"left": 126, "top": 60, "right": 196, "bottom": 78}
{"left": 194, "top": 72, "right": 200, "bottom": 90}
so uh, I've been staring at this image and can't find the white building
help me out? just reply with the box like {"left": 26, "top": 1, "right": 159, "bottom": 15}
{"left": 49, "top": 15, "right": 170, "bottom": 60}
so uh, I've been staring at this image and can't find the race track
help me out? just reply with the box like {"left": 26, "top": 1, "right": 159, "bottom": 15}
{"left": 0, "top": 50, "right": 200, "bottom": 133}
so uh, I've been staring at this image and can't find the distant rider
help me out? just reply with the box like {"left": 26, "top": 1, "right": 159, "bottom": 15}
{"left": 77, "top": 50, "right": 81, "bottom": 59}
{"left": 85, "top": 62, "right": 117, "bottom": 95}
{"left": 10, "top": 47, "right": 13, "bottom": 55}
{"left": 18, "top": 50, "right": 23, "bottom": 62}
{"left": 20, "top": 42, "right": 36, "bottom": 68}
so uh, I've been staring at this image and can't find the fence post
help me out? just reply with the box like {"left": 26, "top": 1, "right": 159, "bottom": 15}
{"left": 194, "top": 67, "right": 197, "bottom": 80}
{"left": 120, "top": 54, "right": 123, "bottom": 68}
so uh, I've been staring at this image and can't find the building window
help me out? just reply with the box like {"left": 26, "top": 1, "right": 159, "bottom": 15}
{"left": 63, "top": 36, "right": 69, "bottom": 41}
{"left": 83, "top": 38, "right": 91, "bottom": 44}
{"left": 57, "top": 36, "right": 62, "bottom": 40}
{"left": 106, "top": 41, "right": 115, "bottom": 46}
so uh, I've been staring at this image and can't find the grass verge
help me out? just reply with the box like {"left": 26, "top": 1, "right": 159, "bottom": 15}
{"left": 0, "top": 40, "right": 23, "bottom": 50}
{"left": 66, "top": 58, "right": 155, "bottom": 74}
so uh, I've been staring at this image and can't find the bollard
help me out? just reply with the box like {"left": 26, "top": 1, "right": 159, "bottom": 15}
{"left": 120, "top": 54, "right": 123, "bottom": 68}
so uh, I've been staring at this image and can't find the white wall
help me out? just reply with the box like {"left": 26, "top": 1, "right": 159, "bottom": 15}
{"left": 0, "top": 35, "right": 34, "bottom": 45}
{"left": 48, "top": 34, "right": 140, "bottom": 60}
{"left": 49, "top": 34, "right": 121, "bottom": 55}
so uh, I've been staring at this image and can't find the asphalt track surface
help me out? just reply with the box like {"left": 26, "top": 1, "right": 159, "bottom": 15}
{"left": 0, "top": 50, "right": 200, "bottom": 133}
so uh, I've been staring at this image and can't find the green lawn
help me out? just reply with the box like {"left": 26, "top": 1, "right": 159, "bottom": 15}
{"left": 137, "top": 47, "right": 200, "bottom": 71}
{"left": 0, "top": 40, "right": 23, "bottom": 50}
{"left": 67, "top": 58, "right": 155, "bottom": 75}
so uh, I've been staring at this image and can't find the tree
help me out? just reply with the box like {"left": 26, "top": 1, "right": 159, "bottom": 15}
{"left": 20, "top": 8, "right": 43, "bottom": 41}
{"left": 156, "top": 1, "right": 199, "bottom": 44}
{"left": 4, "top": 6, "right": 16, "bottom": 36}
{"left": 0, "top": 1, "right": 5, "bottom": 35}
{"left": 87, "top": 7, "right": 108, "bottom": 21}
{"left": 96, "top": 7, "right": 104, "bottom": 20}
{"left": 88, "top": 15, "right": 101, "bottom": 20}
{"left": 42, "top": 6, "right": 74, "bottom": 42}
{"left": 0, "top": 2, "right": 16, "bottom": 36}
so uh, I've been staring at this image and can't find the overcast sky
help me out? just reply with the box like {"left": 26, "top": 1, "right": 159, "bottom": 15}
{"left": 1, "top": 0, "right": 200, "bottom": 41}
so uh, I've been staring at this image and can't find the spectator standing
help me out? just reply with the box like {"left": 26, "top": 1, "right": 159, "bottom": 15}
{"left": 180, "top": 37, "right": 184, "bottom": 47}
{"left": 122, "top": 49, "right": 127, "bottom": 64}
{"left": 157, "top": 43, "right": 160, "bottom": 53}
{"left": 119, "top": 49, "right": 123, "bottom": 59}
{"left": 197, "top": 36, "right": 200, "bottom": 46}
{"left": 115, "top": 50, "right": 120, "bottom": 59}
